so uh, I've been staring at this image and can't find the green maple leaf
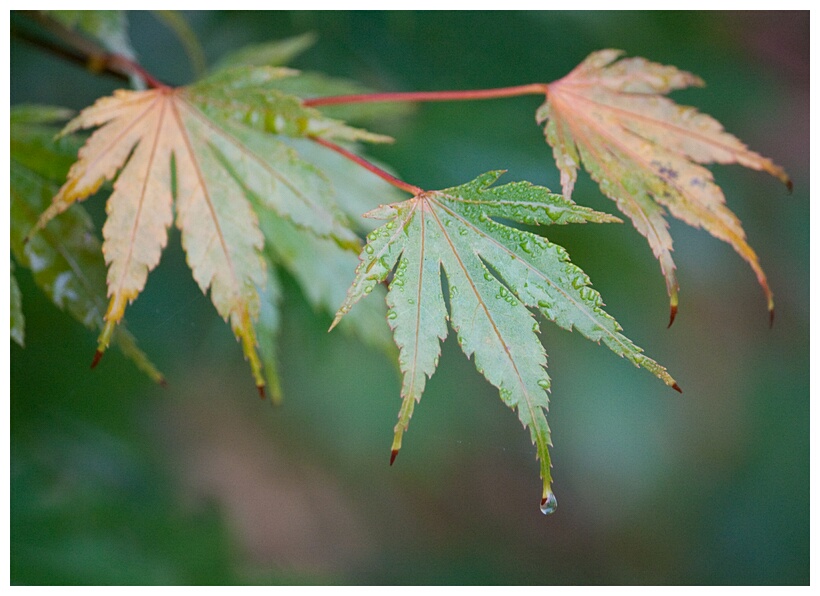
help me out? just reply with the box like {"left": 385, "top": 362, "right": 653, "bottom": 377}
{"left": 332, "top": 171, "right": 679, "bottom": 511}
{"left": 10, "top": 260, "right": 25, "bottom": 347}
{"left": 211, "top": 32, "right": 318, "bottom": 72}
{"left": 47, "top": 10, "right": 137, "bottom": 60}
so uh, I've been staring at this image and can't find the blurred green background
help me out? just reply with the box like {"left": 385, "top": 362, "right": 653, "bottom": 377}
{"left": 10, "top": 11, "right": 809, "bottom": 585}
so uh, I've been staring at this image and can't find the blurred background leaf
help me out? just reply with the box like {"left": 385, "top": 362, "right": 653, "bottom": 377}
{"left": 10, "top": 10, "right": 808, "bottom": 585}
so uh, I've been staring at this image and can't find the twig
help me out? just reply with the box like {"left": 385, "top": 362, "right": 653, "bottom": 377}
{"left": 310, "top": 136, "right": 423, "bottom": 196}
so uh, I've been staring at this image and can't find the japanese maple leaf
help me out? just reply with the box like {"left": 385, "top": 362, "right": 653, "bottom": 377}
{"left": 538, "top": 50, "right": 790, "bottom": 325}
{"left": 29, "top": 67, "right": 388, "bottom": 395}
{"left": 11, "top": 105, "right": 163, "bottom": 382}
{"left": 332, "top": 171, "right": 679, "bottom": 511}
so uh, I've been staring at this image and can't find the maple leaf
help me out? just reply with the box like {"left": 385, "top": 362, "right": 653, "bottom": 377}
{"left": 332, "top": 171, "right": 678, "bottom": 508}
{"left": 11, "top": 105, "right": 162, "bottom": 381}
{"left": 211, "top": 31, "right": 318, "bottom": 71}
{"left": 47, "top": 10, "right": 137, "bottom": 60}
{"left": 10, "top": 260, "right": 25, "bottom": 347}
{"left": 538, "top": 49, "right": 790, "bottom": 325}
{"left": 253, "top": 210, "right": 395, "bottom": 403}
{"left": 28, "top": 67, "right": 390, "bottom": 394}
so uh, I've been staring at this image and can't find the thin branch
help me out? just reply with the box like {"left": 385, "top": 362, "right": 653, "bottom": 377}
{"left": 13, "top": 11, "right": 168, "bottom": 89}
{"left": 303, "top": 83, "right": 549, "bottom": 108}
{"left": 12, "top": 27, "right": 130, "bottom": 84}
{"left": 310, "top": 136, "right": 423, "bottom": 196}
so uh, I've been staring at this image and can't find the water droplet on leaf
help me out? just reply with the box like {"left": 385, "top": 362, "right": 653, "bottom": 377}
{"left": 540, "top": 491, "right": 558, "bottom": 515}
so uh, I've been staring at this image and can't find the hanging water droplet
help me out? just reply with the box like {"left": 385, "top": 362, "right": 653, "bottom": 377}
{"left": 540, "top": 491, "right": 558, "bottom": 515}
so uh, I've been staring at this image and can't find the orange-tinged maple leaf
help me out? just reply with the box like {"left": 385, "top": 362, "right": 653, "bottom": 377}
{"left": 29, "top": 81, "right": 364, "bottom": 393}
{"left": 537, "top": 49, "right": 790, "bottom": 325}
{"left": 31, "top": 87, "right": 265, "bottom": 387}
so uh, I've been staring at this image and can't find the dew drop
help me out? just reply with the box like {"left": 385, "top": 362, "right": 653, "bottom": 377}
{"left": 540, "top": 491, "right": 558, "bottom": 515}
{"left": 365, "top": 245, "right": 375, "bottom": 255}
{"left": 364, "top": 285, "right": 373, "bottom": 294}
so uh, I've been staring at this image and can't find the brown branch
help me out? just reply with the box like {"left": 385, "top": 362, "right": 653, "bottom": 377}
{"left": 13, "top": 11, "right": 168, "bottom": 89}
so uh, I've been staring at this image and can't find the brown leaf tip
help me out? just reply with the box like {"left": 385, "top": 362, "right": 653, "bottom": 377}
{"left": 90, "top": 350, "right": 103, "bottom": 369}
{"left": 390, "top": 449, "right": 399, "bottom": 466}
{"left": 257, "top": 385, "right": 266, "bottom": 400}
{"left": 667, "top": 304, "right": 678, "bottom": 328}
{"left": 158, "top": 377, "right": 168, "bottom": 388}
{"left": 672, "top": 382, "right": 683, "bottom": 394}
{"left": 769, "top": 307, "right": 775, "bottom": 329}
